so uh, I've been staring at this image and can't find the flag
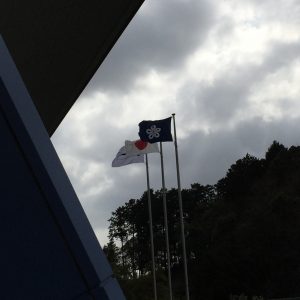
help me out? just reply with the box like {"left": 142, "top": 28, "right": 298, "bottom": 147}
{"left": 125, "top": 139, "right": 159, "bottom": 155}
{"left": 112, "top": 146, "right": 144, "bottom": 167}
{"left": 138, "top": 117, "right": 173, "bottom": 143}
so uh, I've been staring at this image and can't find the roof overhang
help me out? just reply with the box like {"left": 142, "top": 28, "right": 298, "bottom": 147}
{"left": 0, "top": 0, "right": 144, "bottom": 135}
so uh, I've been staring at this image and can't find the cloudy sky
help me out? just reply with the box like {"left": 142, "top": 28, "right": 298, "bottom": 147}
{"left": 51, "top": 0, "right": 300, "bottom": 246}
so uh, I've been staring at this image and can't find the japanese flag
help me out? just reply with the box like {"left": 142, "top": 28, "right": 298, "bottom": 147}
{"left": 125, "top": 140, "right": 159, "bottom": 155}
{"left": 112, "top": 146, "right": 144, "bottom": 167}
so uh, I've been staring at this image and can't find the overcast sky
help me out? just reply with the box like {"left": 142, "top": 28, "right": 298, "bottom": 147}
{"left": 51, "top": 0, "right": 300, "bottom": 246}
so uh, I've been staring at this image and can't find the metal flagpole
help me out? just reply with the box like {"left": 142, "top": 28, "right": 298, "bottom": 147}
{"left": 160, "top": 142, "right": 173, "bottom": 300}
{"left": 145, "top": 154, "right": 158, "bottom": 300}
{"left": 171, "top": 113, "right": 190, "bottom": 300}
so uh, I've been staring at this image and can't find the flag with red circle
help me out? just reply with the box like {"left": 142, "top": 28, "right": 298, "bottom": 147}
{"left": 125, "top": 139, "right": 159, "bottom": 155}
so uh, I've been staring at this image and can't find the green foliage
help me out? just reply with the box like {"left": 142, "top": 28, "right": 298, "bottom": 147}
{"left": 265, "top": 140, "right": 287, "bottom": 163}
{"left": 105, "top": 141, "right": 300, "bottom": 299}
{"left": 120, "top": 271, "right": 170, "bottom": 300}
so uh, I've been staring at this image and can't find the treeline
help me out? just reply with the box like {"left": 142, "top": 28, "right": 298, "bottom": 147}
{"left": 103, "top": 141, "right": 300, "bottom": 299}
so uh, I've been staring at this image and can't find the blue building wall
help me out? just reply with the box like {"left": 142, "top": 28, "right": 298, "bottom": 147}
{"left": 0, "top": 36, "right": 125, "bottom": 299}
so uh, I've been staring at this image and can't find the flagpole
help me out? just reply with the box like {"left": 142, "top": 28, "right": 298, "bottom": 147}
{"left": 171, "top": 113, "right": 190, "bottom": 300}
{"left": 160, "top": 142, "right": 173, "bottom": 300}
{"left": 145, "top": 154, "right": 158, "bottom": 300}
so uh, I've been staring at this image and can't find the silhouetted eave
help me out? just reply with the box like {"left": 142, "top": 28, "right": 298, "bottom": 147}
{"left": 0, "top": 0, "right": 144, "bottom": 135}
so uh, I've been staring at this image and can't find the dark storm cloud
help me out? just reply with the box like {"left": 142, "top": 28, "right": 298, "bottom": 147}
{"left": 82, "top": 167, "right": 151, "bottom": 230}
{"left": 61, "top": 115, "right": 300, "bottom": 238}
{"left": 164, "top": 116, "right": 300, "bottom": 187}
{"left": 82, "top": 0, "right": 216, "bottom": 95}
{"left": 51, "top": 0, "right": 300, "bottom": 244}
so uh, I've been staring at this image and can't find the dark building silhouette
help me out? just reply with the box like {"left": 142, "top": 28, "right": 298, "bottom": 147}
{"left": 0, "top": 1, "right": 144, "bottom": 298}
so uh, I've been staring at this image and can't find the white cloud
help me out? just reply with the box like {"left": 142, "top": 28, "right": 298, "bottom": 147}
{"left": 52, "top": 0, "right": 300, "bottom": 245}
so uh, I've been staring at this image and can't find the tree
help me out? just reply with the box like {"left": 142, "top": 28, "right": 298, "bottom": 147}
{"left": 265, "top": 140, "right": 287, "bottom": 163}
{"left": 105, "top": 142, "right": 300, "bottom": 299}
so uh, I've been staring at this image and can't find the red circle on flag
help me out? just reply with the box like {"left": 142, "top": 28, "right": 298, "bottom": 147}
{"left": 135, "top": 140, "right": 148, "bottom": 150}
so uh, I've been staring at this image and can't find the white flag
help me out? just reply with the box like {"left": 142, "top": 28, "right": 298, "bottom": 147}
{"left": 125, "top": 140, "right": 159, "bottom": 155}
{"left": 112, "top": 146, "right": 144, "bottom": 167}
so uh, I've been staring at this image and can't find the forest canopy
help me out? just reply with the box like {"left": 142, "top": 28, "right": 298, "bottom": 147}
{"left": 103, "top": 141, "right": 300, "bottom": 300}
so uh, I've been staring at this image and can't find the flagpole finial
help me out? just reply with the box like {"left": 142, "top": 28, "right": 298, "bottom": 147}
{"left": 172, "top": 113, "right": 175, "bottom": 116}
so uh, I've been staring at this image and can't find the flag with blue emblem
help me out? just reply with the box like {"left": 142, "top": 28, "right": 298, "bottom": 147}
{"left": 138, "top": 117, "right": 173, "bottom": 143}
